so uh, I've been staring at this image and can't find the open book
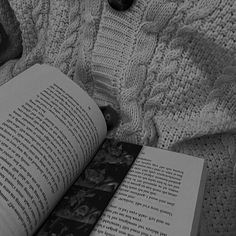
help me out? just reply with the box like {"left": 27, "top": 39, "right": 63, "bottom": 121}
{"left": 0, "top": 64, "right": 207, "bottom": 236}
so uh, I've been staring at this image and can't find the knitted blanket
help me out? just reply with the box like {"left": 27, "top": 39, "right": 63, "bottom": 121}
{"left": 0, "top": 0, "right": 236, "bottom": 235}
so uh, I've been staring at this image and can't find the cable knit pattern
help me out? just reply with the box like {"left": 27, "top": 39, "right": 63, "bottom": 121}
{"left": 0, "top": 0, "right": 236, "bottom": 235}
{"left": 74, "top": 0, "right": 103, "bottom": 95}
{"left": 53, "top": 0, "right": 82, "bottom": 75}
{"left": 90, "top": 0, "right": 150, "bottom": 108}
{"left": 150, "top": 0, "right": 236, "bottom": 150}
{"left": 8, "top": 0, "right": 49, "bottom": 76}
{"left": 141, "top": 0, "right": 192, "bottom": 146}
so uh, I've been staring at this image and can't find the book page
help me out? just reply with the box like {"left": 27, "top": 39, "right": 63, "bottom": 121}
{"left": 0, "top": 64, "right": 107, "bottom": 236}
{"left": 92, "top": 146, "right": 207, "bottom": 236}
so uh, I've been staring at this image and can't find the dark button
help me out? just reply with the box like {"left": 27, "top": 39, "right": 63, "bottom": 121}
{"left": 100, "top": 106, "right": 120, "bottom": 131}
{"left": 108, "top": 0, "right": 134, "bottom": 11}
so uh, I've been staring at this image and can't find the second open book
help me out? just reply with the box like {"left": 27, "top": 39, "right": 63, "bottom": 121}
{"left": 0, "top": 64, "right": 207, "bottom": 236}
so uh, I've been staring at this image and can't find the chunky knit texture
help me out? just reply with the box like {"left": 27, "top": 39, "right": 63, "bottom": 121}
{"left": 1, "top": 0, "right": 236, "bottom": 235}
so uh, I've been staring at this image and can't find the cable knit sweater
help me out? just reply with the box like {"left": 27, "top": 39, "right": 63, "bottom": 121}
{"left": 0, "top": 0, "right": 235, "bottom": 235}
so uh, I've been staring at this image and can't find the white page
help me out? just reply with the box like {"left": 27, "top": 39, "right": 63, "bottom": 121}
{"left": 92, "top": 146, "right": 207, "bottom": 236}
{"left": 0, "top": 64, "right": 107, "bottom": 236}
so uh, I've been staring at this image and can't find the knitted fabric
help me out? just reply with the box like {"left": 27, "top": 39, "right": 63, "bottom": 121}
{"left": 2, "top": 0, "right": 236, "bottom": 235}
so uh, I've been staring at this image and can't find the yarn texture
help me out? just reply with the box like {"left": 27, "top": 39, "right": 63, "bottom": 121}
{"left": 0, "top": 0, "right": 236, "bottom": 235}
